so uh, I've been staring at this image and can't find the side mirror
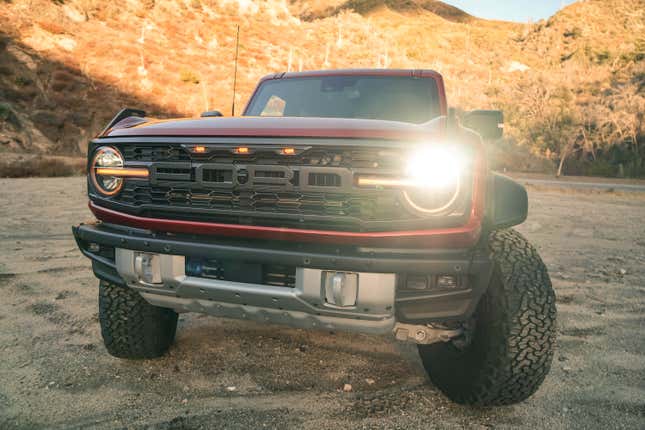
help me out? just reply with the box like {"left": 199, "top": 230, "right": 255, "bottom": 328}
{"left": 201, "top": 110, "right": 223, "bottom": 117}
{"left": 462, "top": 110, "right": 503, "bottom": 140}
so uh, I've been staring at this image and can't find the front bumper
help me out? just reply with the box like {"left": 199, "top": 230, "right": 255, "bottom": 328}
{"left": 73, "top": 222, "right": 493, "bottom": 334}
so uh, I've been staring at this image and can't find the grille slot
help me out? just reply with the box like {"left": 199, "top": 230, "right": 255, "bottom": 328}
{"left": 122, "top": 145, "right": 190, "bottom": 162}
{"left": 152, "top": 163, "right": 192, "bottom": 182}
{"left": 256, "top": 170, "right": 285, "bottom": 178}
{"left": 202, "top": 168, "right": 233, "bottom": 183}
{"left": 308, "top": 172, "right": 341, "bottom": 187}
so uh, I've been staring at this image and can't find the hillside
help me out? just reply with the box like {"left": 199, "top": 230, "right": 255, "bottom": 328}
{"left": 0, "top": 0, "right": 643, "bottom": 176}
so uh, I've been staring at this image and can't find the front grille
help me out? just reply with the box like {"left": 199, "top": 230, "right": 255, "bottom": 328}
{"left": 119, "top": 143, "right": 402, "bottom": 168}
{"left": 185, "top": 257, "right": 296, "bottom": 288}
{"left": 119, "top": 182, "right": 395, "bottom": 219}
{"left": 109, "top": 142, "right": 442, "bottom": 231}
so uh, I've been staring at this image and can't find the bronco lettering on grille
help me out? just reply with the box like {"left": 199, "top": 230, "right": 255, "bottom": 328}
{"left": 150, "top": 162, "right": 354, "bottom": 192}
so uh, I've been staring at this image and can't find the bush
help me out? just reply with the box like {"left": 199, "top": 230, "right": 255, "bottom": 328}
{"left": 0, "top": 157, "right": 86, "bottom": 178}
{"left": 179, "top": 70, "right": 200, "bottom": 84}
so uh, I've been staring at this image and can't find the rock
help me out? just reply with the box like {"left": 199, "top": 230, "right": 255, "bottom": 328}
{"left": 505, "top": 61, "right": 530, "bottom": 73}
{"left": 181, "top": 398, "right": 188, "bottom": 405}
{"left": 62, "top": 5, "right": 87, "bottom": 23}
{"left": 226, "top": 386, "right": 236, "bottom": 392}
{"left": 57, "top": 37, "right": 77, "bottom": 52}
{"left": 343, "top": 384, "right": 352, "bottom": 392}
{"left": 618, "top": 268, "right": 627, "bottom": 276}
{"left": 365, "top": 378, "right": 375, "bottom": 385}
{"left": 298, "top": 344, "right": 307, "bottom": 353}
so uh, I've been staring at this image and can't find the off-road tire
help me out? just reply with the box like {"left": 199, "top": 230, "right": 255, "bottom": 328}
{"left": 98, "top": 281, "right": 178, "bottom": 359}
{"left": 418, "top": 229, "right": 556, "bottom": 405}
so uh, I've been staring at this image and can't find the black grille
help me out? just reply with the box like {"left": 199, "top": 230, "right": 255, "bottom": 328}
{"left": 308, "top": 172, "right": 341, "bottom": 187}
{"left": 186, "top": 257, "right": 296, "bottom": 288}
{"left": 117, "top": 143, "right": 402, "bottom": 168}
{"left": 202, "top": 168, "right": 232, "bottom": 183}
{"left": 122, "top": 145, "right": 190, "bottom": 162}
{"left": 111, "top": 142, "right": 424, "bottom": 230}
{"left": 119, "top": 182, "right": 394, "bottom": 219}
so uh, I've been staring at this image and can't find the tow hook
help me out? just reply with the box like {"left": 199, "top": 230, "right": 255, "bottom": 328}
{"left": 393, "top": 323, "right": 462, "bottom": 345}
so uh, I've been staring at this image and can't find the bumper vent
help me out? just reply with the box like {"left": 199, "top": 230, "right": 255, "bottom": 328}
{"left": 185, "top": 257, "right": 296, "bottom": 288}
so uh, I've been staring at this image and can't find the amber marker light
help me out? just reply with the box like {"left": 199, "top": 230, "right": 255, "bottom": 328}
{"left": 281, "top": 147, "right": 296, "bottom": 155}
{"left": 235, "top": 146, "right": 250, "bottom": 154}
{"left": 192, "top": 145, "right": 207, "bottom": 153}
{"left": 95, "top": 167, "right": 149, "bottom": 178}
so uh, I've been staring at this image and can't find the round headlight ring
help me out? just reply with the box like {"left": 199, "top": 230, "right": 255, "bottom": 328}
{"left": 90, "top": 146, "right": 124, "bottom": 196}
{"left": 402, "top": 176, "right": 461, "bottom": 215}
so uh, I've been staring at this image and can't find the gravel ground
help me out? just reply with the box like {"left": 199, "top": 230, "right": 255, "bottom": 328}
{"left": 0, "top": 177, "right": 643, "bottom": 429}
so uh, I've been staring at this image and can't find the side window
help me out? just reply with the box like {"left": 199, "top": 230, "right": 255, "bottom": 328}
{"left": 260, "top": 95, "right": 286, "bottom": 116}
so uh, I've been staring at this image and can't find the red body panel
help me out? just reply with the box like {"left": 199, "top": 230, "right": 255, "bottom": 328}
{"left": 104, "top": 116, "right": 444, "bottom": 141}
{"left": 90, "top": 201, "right": 482, "bottom": 248}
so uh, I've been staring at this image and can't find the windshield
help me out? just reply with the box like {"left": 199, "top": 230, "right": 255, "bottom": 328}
{"left": 244, "top": 76, "right": 441, "bottom": 124}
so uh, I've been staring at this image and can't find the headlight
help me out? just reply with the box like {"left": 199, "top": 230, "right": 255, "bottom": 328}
{"left": 402, "top": 147, "right": 464, "bottom": 214}
{"left": 356, "top": 145, "right": 466, "bottom": 215}
{"left": 90, "top": 146, "right": 125, "bottom": 196}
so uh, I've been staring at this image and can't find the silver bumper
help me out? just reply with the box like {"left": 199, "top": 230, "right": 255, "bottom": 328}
{"left": 115, "top": 249, "right": 398, "bottom": 334}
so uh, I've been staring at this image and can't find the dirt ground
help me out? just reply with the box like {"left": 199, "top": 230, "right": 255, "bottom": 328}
{"left": 0, "top": 177, "right": 643, "bottom": 429}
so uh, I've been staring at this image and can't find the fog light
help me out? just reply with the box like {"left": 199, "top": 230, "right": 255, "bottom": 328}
{"left": 436, "top": 275, "right": 458, "bottom": 289}
{"left": 134, "top": 252, "right": 161, "bottom": 284}
{"left": 88, "top": 242, "right": 100, "bottom": 253}
{"left": 322, "top": 271, "right": 358, "bottom": 307}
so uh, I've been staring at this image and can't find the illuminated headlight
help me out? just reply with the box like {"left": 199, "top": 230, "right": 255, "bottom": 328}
{"left": 90, "top": 146, "right": 124, "bottom": 196}
{"left": 90, "top": 146, "right": 148, "bottom": 196}
{"left": 402, "top": 147, "right": 464, "bottom": 214}
{"left": 356, "top": 146, "right": 467, "bottom": 214}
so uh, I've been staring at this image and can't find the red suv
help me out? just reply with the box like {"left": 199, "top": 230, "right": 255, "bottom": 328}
{"left": 73, "top": 69, "right": 556, "bottom": 406}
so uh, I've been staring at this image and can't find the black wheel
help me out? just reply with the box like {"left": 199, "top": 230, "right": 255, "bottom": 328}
{"left": 418, "top": 229, "right": 556, "bottom": 405}
{"left": 98, "top": 281, "right": 178, "bottom": 359}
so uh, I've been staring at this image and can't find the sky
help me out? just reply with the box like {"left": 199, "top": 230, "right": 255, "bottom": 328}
{"left": 442, "top": 0, "right": 579, "bottom": 22}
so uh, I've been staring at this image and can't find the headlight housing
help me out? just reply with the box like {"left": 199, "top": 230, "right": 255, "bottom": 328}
{"left": 90, "top": 146, "right": 125, "bottom": 196}
{"left": 356, "top": 145, "right": 468, "bottom": 216}
{"left": 402, "top": 147, "right": 464, "bottom": 214}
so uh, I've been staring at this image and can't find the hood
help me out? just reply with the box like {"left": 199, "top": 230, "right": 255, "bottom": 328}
{"left": 102, "top": 116, "right": 446, "bottom": 141}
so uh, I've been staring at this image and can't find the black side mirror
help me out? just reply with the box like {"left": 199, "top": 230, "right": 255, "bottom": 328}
{"left": 201, "top": 110, "right": 223, "bottom": 117}
{"left": 462, "top": 110, "right": 503, "bottom": 140}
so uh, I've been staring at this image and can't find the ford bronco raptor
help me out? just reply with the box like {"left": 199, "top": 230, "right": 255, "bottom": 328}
{"left": 73, "top": 69, "right": 556, "bottom": 406}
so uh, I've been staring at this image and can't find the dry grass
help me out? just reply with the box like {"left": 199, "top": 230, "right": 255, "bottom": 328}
{"left": 0, "top": 156, "right": 86, "bottom": 178}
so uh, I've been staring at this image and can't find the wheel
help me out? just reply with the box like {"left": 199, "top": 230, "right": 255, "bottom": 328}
{"left": 98, "top": 281, "right": 178, "bottom": 359}
{"left": 418, "top": 229, "right": 556, "bottom": 405}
